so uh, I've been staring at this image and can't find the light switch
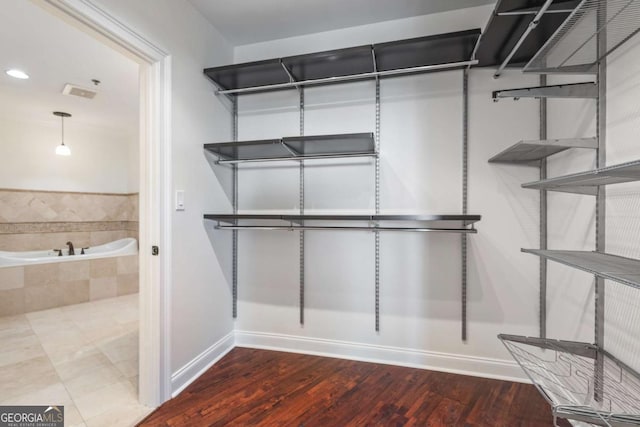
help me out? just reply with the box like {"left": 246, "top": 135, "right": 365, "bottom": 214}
{"left": 176, "top": 190, "right": 185, "bottom": 211}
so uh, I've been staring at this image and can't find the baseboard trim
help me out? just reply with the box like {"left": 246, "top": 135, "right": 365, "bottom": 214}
{"left": 235, "top": 330, "right": 527, "bottom": 383}
{"left": 171, "top": 331, "right": 235, "bottom": 397}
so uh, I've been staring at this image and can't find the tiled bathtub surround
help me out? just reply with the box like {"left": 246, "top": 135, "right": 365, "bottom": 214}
{"left": 0, "top": 255, "right": 138, "bottom": 317}
{"left": 0, "top": 189, "right": 138, "bottom": 223}
{"left": 0, "top": 189, "right": 138, "bottom": 252}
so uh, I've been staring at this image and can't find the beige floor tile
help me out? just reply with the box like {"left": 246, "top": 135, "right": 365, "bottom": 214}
{"left": 54, "top": 352, "right": 113, "bottom": 382}
{"left": 99, "top": 332, "right": 138, "bottom": 365}
{"left": 0, "top": 355, "right": 60, "bottom": 401}
{"left": 85, "top": 403, "right": 151, "bottom": 427}
{"left": 114, "top": 358, "right": 138, "bottom": 379}
{"left": 64, "top": 363, "right": 125, "bottom": 399}
{"left": 25, "top": 306, "right": 65, "bottom": 320}
{"left": 0, "top": 314, "right": 30, "bottom": 336}
{"left": 37, "top": 327, "right": 87, "bottom": 348}
{"left": 73, "top": 380, "right": 138, "bottom": 421}
{"left": 0, "top": 382, "right": 72, "bottom": 406}
{"left": 128, "top": 376, "right": 138, "bottom": 394}
{"left": 0, "top": 340, "right": 46, "bottom": 368}
{"left": 0, "top": 329, "right": 39, "bottom": 349}
{"left": 64, "top": 404, "right": 86, "bottom": 427}
{"left": 42, "top": 341, "right": 101, "bottom": 367}
{"left": 1, "top": 294, "right": 140, "bottom": 426}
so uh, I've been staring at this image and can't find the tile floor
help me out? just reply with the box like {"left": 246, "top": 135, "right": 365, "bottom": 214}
{"left": 0, "top": 294, "right": 151, "bottom": 426}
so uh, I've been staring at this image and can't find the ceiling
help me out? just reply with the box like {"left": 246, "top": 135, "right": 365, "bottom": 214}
{"left": 0, "top": 0, "right": 138, "bottom": 134}
{"left": 188, "top": 0, "right": 497, "bottom": 46}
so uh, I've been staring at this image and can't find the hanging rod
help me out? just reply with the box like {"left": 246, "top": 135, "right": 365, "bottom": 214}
{"left": 216, "top": 152, "right": 378, "bottom": 165}
{"left": 216, "top": 60, "right": 479, "bottom": 95}
{"left": 494, "top": 0, "right": 554, "bottom": 78}
{"left": 214, "top": 225, "right": 478, "bottom": 233}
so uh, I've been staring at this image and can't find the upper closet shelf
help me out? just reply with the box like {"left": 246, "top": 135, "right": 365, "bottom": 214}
{"left": 474, "top": 0, "right": 583, "bottom": 76}
{"left": 522, "top": 159, "right": 640, "bottom": 194}
{"left": 488, "top": 137, "right": 596, "bottom": 164}
{"left": 522, "top": 249, "right": 640, "bottom": 289}
{"left": 204, "top": 29, "right": 481, "bottom": 95}
{"left": 204, "top": 214, "right": 481, "bottom": 233}
{"left": 525, "top": 0, "right": 640, "bottom": 73}
{"left": 205, "top": 133, "right": 376, "bottom": 164}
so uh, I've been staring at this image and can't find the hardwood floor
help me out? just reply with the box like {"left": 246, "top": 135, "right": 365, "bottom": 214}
{"left": 138, "top": 348, "right": 560, "bottom": 426}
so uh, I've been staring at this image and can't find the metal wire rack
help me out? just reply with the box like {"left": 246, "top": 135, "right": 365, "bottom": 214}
{"left": 500, "top": 334, "right": 640, "bottom": 426}
{"left": 525, "top": 0, "right": 640, "bottom": 72}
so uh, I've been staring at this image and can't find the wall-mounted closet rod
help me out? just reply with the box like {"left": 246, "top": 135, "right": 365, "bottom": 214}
{"left": 215, "top": 225, "right": 477, "bottom": 233}
{"left": 217, "top": 60, "right": 479, "bottom": 95}
{"left": 215, "top": 152, "right": 378, "bottom": 165}
{"left": 494, "top": 0, "right": 554, "bottom": 78}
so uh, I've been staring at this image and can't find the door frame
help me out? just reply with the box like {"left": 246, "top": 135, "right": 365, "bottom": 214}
{"left": 37, "top": 0, "right": 173, "bottom": 407}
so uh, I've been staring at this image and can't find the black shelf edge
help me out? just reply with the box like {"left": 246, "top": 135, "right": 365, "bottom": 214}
{"left": 204, "top": 132, "right": 376, "bottom": 163}
{"left": 475, "top": 0, "right": 578, "bottom": 68}
{"left": 203, "top": 29, "right": 481, "bottom": 95}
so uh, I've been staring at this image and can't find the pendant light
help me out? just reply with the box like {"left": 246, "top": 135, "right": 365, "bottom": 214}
{"left": 53, "top": 111, "right": 71, "bottom": 156}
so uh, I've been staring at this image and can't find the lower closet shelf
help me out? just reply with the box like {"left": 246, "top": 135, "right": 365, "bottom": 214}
{"left": 204, "top": 214, "right": 480, "bottom": 233}
{"left": 499, "top": 334, "right": 640, "bottom": 427}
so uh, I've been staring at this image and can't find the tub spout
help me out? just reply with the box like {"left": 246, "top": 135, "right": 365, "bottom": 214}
{"left": 66, "top": 241, "right": 75, "bottom": 256}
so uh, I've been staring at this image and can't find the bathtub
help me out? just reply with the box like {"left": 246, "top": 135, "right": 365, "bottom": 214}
{"left": 0, "top": 238, "right": 138, "bottom": 267}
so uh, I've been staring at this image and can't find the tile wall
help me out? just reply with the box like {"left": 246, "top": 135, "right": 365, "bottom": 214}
{"left": 0, "top": 256, "right": 138, "bottom": 317}
{"left": 0, "top": 189, "right": 138, "bottom": 252}
{"left": 0, "top": 189, "right": 139, "bottom": 317}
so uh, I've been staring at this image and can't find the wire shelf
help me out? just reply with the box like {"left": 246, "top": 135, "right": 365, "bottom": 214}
{"left": 500, "top": 335, "right": 640, "bottom": 426}
{"left": 488, "top": 137, "right": 597, "bottom": 164}
{"left": 522, "top": 249, "right": 640, "bottom": 290}
{"left": 525, "top": 0, "right": 640, "bottom": 72}
{"left": 522, "top": 159, "right": 640, "bottom": 195}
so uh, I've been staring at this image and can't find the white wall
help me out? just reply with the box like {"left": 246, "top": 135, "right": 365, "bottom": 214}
{"left": 603, "top": 33, "right": 640, "bottom": 373}
{"left": 0, "top": 117, "right": 137, "bottom": 193}
{"left": 235, "top": 6, "right": 492, "bottom": 62}
{"left": 88, "top": 0, "right": 235, "bottom": 390}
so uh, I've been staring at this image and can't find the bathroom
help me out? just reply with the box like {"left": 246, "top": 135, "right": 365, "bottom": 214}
{"left": 0, "top": 1, "right": 149, "bottom": 425}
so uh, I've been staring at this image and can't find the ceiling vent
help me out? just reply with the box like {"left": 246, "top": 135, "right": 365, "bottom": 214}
{"left": 62, "top": 83, "right": 97, "bottom": 99}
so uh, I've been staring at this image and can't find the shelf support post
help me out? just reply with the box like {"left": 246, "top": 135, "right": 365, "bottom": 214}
{"left": 540, "top": 74, "right": 548, "bottom": 340}
{"left": 375, "top": 77, "right": 381, "bottom": 332}
{"left": 232, "top": 97, "right": 239, "bottom": 319}
{"left": 299, "top": 88, "right": 305, "bottom": 325}
{"left": 594, "top": 0, "right": 607, "bottom": 402}
{"left": 462, "top": 69, "right": 469, "bottom": 341}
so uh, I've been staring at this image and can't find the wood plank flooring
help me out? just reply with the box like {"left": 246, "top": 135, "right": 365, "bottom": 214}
{"left": 138, "top": 348, "right": 561, "bottom": 426}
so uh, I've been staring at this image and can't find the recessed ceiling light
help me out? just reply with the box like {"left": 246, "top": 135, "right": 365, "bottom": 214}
{"left": 5, "top": 69, "right": 29, "bottom": 79}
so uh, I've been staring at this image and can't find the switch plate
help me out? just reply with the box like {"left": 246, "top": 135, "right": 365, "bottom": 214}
{"left": 176, "top": 190, "right": 185, "bottom": 211}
